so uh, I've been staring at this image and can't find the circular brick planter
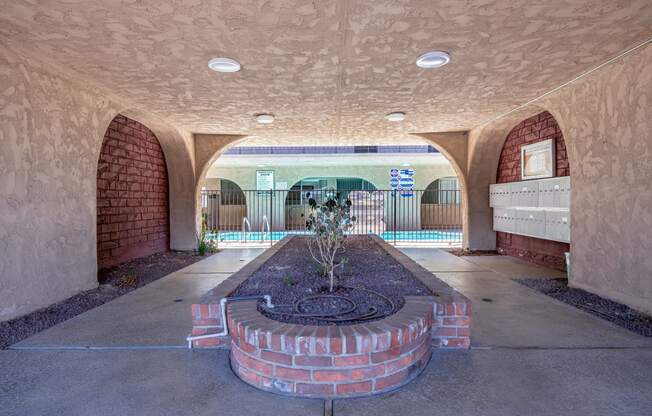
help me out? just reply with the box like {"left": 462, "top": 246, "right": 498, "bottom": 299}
{"left": 227, "top": 296, "right": 434, "bottom": 398}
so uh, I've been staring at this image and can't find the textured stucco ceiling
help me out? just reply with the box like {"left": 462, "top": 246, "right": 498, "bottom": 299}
{"left": 1, "top": 0, "right": 651, "bottom": 145}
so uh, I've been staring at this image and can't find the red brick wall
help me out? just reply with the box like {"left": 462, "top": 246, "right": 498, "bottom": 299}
{"left": 495, "top": 111, "right": 570, "bottom": 271}
{"left": 96, "top": 115, "right": 169, "bottom": 269}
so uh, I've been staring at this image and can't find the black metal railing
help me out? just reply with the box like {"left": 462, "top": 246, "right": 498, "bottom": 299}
{"left": 200, "top": 189, "right": 462, "bottom": 245}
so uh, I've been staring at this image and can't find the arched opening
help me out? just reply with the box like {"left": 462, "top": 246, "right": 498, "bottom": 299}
{"left": 420, "top": 177, "right": 463, "bottom": 238}
{"left": 494, "top": 111, "right": 570, "bottom": 270}
{"left": 199, "top": 143, "right": 463, "bottom": 245}
{"left": 201, "top": 178, "right": 246, "bottom": 235}
{"left": 96, "top": 114, "right": 170, "bottom": 273}
{"left": 285, "top": 177, "right": 378, "bottom": 231}
{"left": 192, "top": 134, "right": 249, "bottom": 239}
{"left": 413, "top": 132, "right": 470, "bottom": 247}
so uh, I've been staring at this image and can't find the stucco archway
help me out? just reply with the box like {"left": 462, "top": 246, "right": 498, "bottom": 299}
{"left": 116, "top": 109, "right": 197, "bottom": 251}
{"left": 420, "top": 177, "right": 463, "bottom": 233}
{"left": 283, "top": 177, "right": 379, "bottom": 231}
{"left": 96, "top": 114, "right": 172, "bottom": 269}
{"left": 465, "top": 104, "right": 571, "bottom": 251}
{"left": 92, "top": 109, "right": 198, "bottom": 252}
{"left": 493, "top": 111, "right": 570, "bottom": 270}
{"left": 200, "top": 178, "right": 247, "bottom": 232}
{"left": 193, "top": 134, "right": 249, "bottom": 237}
{"left": 412, "top": 132, "right": 470, "bottom": 247}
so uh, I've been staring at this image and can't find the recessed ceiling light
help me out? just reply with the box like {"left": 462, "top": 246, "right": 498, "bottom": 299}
{"left": 401, "top": 163, "right": 411, "bottom": 167}
{"left": 255, "top": 114, "right": 275, "bottom": 124}
{"left": 385, "top": 112, "right": 406, "bottom": 122}
{"left": 416, "top": 51, "right": 450, "bottom": 69}
{"left": 208, "top": 57, "right": 241, "bottom": 73}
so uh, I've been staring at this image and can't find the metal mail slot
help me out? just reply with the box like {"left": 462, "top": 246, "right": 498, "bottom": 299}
{"left": 538, "top": 176, "right": 571, "bottom": 209}
{"left": 493, "top": 208, "right": 515, "bottom": 233}
{"left": 489, "top": 183, "right": 511, "bottom": 208}
{"left": 544, "top": 210, "right": 571, "bottom": 243}
{"left": 515, "top": 209, "right": 546, "bottom": 237}
{"left": 510, "top": 181, "right": 539, "bottom": 207}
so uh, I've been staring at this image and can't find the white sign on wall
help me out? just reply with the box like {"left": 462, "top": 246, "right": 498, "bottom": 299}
{"left": 256, "top": 170, "right": 274, "bottom": 195}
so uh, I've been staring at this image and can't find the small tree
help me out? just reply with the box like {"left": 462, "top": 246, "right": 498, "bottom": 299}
{"left": 305, "top": 195, "right": 356, "bottom": 292}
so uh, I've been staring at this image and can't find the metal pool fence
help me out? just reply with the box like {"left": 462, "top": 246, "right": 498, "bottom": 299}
{"left": 200, "top": 189, "right": 462, "bottom": 245}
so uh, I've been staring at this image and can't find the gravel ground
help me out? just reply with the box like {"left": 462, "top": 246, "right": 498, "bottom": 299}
{"left": 0, "top": 251, "right": 210, "bottom": 349}
{"left": 513, "top": 277, "right": 652, "bottom": 337}
{"left": 232, "top": 236, "right": 433, "bottom": 325}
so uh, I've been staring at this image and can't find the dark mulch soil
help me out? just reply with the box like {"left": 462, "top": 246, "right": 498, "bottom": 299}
{"left": 231, "top": 236, "right": 433, "bottom": 325}
{"left": 447, "top": 248, "right": 500, "bottom": 257}
{"left": 0, "top": 251, "right": 210, "bottom": 349}
{"left": 513, "top": 277, "right": 652, "bottom": 337}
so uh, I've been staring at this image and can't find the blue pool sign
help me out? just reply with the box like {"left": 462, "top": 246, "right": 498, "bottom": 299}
{"left": 399, "top": 177, "right": 414, "bottom": 187}
{"left": 390, "top": 167, "right": 415, "bottom": 196}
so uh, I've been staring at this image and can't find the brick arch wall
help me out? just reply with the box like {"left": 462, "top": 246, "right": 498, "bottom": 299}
{"left": 97, "top": 115, "right": 170, "bottom": 269}
{"left": 495, "top": 111, "right": 570, "bottom": 271}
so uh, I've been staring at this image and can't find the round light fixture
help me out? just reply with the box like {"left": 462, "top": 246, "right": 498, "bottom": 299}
{"left": 385, "top": 112, "right": 406, "bottom": 122}
{"left": 255, "top": 114, "right": 275, "bottom": 124}
{"left": 208, "top": 57, "right": 241, "bottom": 73}
{"left": 416, "top": 50, "right": 450, "bottom": 69}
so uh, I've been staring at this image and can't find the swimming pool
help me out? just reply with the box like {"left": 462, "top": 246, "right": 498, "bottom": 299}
{"left": 206, "top": 230, "right": 462, "bottom": 243}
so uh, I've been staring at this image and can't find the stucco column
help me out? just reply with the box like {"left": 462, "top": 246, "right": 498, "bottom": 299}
{"left": 194, "top": 134, "right": 248, "bottom": 234}
{"left": 122, "top": 109, "right": 198, "bottom": 251}
{"left": 414, "top": 132, "right": 471, "bottom": 248}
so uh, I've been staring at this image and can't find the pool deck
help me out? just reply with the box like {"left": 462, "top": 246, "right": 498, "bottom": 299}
{"left": 4, "top": 247, "right": 652, "bottom": 415}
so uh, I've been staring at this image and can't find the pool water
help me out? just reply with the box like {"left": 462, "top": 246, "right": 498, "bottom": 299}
{"left": 206, "top": 230, "right": 461, "bottom": 243}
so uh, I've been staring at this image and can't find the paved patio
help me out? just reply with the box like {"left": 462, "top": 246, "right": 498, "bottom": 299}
{"left": 3, "top": 248, "right": 652, "bottom": 415}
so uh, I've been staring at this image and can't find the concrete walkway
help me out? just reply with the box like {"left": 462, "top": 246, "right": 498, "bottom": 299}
{"left": 11, "top": 248, "right": 265, "bottom": 348}
{"left": 3, "top": 247, "right": 652, "bottom": 415}
{"left": 401, "top": 249, "right": 651, "bottom": 349}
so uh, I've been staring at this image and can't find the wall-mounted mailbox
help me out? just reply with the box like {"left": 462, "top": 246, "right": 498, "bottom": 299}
{"left": 538, "top": 176, "right": 571, "bottom": 209}
{"left": 490, "top": 176, "right": 570, "bottom": 243}
{"left": 510, "top": 181, "right": 539, "bottom": 207}
{"left": 515, "top": 208, "right": 547, "bottom": 238}
{"left": 493, "top": 208, "right": 515, "bottom": 233}
{"left": 489, "top": 184, "right": 511, "bottom": 208}
{"left": 544, "top": 210, "right": 571, "bottom": 243}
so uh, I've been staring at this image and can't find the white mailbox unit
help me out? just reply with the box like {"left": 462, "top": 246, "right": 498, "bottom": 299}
{"left": 490, "top": 176, "right": 570, "bottom": 243}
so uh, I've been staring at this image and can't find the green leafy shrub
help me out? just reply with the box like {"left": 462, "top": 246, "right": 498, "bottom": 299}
{"left": 197, "top": 213, "right": 219, "bottom": 255}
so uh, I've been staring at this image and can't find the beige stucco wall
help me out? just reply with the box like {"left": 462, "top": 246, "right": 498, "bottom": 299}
{"left": 465, "top": 44, "right": 652, "bottom": 314}
{"left": 0, "top": 46, "right": 197, "bottom": 321}
{"left": 542, "top": 45, "right": 652, "bottom": 314}
{"left": 1, "top": 35, "right": 650, "bottom": 321}
{"left": 0, "top": 45, "right": 120, "bottom": 320}
{"left": 205, "top": 161, "right": 456, "bottom": 191}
